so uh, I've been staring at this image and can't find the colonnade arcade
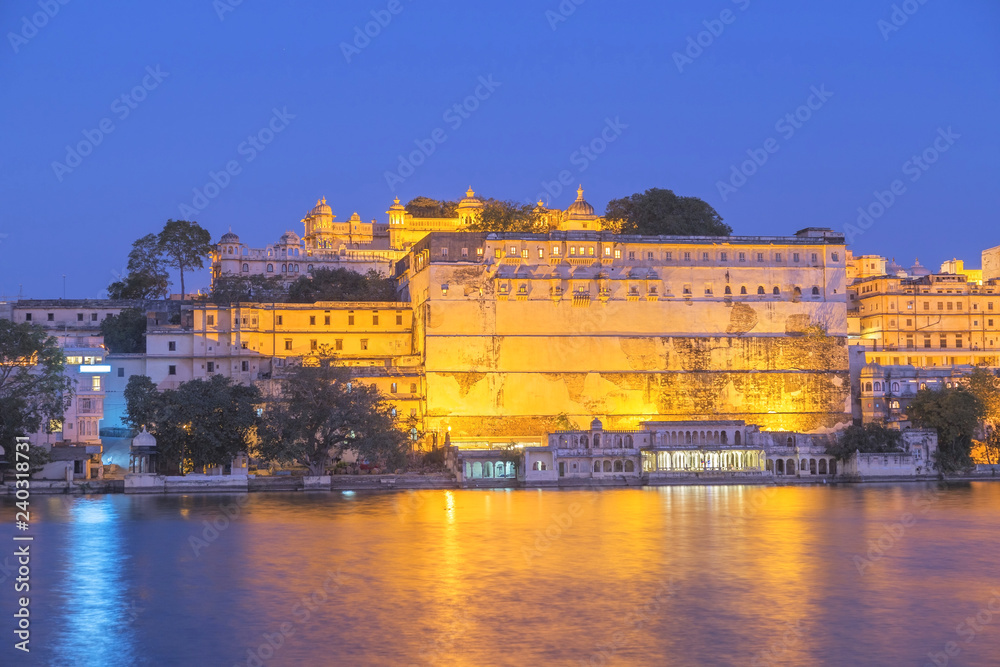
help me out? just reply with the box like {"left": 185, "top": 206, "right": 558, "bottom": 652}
{"left": 641, "top": 449, "right": 766, "bottom": 473}
{"left": 463, "top": 460, "right": 517, "bottom": 479}
{"left": 766, "top": 456, "right": 837, "bottom": 476}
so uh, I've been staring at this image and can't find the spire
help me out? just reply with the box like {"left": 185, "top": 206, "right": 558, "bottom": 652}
{"left": 576, "top": 185, "right": 585, "bottom": 200}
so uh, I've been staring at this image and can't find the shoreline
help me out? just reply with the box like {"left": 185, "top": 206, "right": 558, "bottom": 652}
{"left": 4, "top": 472, "right": 998, "bottom": 496}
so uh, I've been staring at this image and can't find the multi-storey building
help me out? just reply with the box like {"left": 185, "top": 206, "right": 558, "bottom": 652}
{"left": 144, "top": 302, "right": 423, "bottom": 424}
{"left": 850, "top": 273, "right": 1000, "bottom": 368}
{"left": 395, "top": 222, "right": 850, "bottom": 440}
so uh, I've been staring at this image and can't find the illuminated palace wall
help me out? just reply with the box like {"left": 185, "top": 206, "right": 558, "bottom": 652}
{"left": 397, "top": 229, "right": 851, "bottom": 439}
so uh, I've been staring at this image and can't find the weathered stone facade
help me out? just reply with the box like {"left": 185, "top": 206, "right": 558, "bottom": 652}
{"left": 397, "top": 228, "right": 851, "bottom": 441}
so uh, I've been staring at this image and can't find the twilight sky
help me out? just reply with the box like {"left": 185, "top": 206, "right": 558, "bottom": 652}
{"left": 1, "top": 0, "right": 998, "bottom": 298}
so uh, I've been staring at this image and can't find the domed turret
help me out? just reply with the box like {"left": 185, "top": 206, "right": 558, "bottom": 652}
{"left": 131, "top": 426, "right": 156, "bottom": 449}
{"left": 590, "top": 417, "right": 604, "bottom": 431}
{"left": 311, "top": 196, "right": 333, "bottom": 218}
{"left": 910, "top": 258, "right": 930, "bottom": 277}
{"left": 457, "top": 187, "right": 483, "bottom": 226}
{"left": 220, "top": 231, "right": 241, "bottom": 244}
{"left": 566, "top": 185, "right": 595, "bottom": 218}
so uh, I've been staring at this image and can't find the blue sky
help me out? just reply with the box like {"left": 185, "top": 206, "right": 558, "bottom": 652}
{"left": 1, "top": 0, "right": 998, "bottom": 297}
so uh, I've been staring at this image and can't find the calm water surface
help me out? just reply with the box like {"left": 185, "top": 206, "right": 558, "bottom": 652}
{"left": 1, "top": 483, "right": 999, "bottom": 666}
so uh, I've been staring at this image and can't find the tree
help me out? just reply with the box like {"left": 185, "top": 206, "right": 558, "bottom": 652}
{"left": 123, "top": 375, "right": 162, "bottom": 431}
{"left": 0, "top": 321, "right": 73, "bottom": 468}
{"left": 981, "top": 426, "right": 1000, "bottom": 466}
{"left": 908, "top": 386, "right": 983, "bottom": 472}
{"left": 126, "top": 375, "right": 260, "bottom": 473}
{"left": 158, "top": 219, "right": 213, "bottom": 299}
{"left": 467, "top": 199, "right": 545, "bottom": 233}
{"left": 209, "top": 275, "right": 288, "bottom": 304}
{"left": 827, "top": 422, "right": 903, "bottom": 461}
{"left": 258, "top": 354, "right": 408, "bottom": 475}
{"left": 405, "top": 197, "right": 458, "bottom": 218}
{"left": 107, "top": 234, "right": 171, "bottom": 300}
{"left": 100, "top": 308, "right": 147, "bottom": 354}
{"left": 965, "top": 366, "right": 1000, "bottom": 465}
{"left": 604, "top": 188, "right": 731, "bottom": 236}
{"left": 287, "top": 268, "right": 396, "bottom": 303}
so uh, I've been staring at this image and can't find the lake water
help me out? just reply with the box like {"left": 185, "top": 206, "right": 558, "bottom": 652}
{"left": 2, "top": 483, "right": 1000, "bottom": 666}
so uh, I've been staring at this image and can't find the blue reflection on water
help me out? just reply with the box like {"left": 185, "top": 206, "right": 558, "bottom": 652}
{"left": 53, "top": 498, "right": 139, "bottom": 667}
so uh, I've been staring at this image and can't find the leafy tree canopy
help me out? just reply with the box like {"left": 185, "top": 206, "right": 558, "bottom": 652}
{"left": 827, "top": 422, "right": 903, "bottom": 461}
{"left": 158, "top": 219, "right": 213, "bottom": 299}
{"left": 209, "top": 275, "right": 288, "bottom": 305}
{"left": 604, "top": 188, "right": 731, "bottom": 236}
{"left": 257, "top": 354, "right": 408, "bottom": 475}
{"left": 908, "top": 386, "right": 983, "bottom": 472}
{"left": 466, "top": 199, "right": 545, "bottom": 234}
{"left": 100, "top": 308, "right": 147, "bottom": 354}
{"left": 108, "top": 234, "right": 171, "bottom": 300}
{"left": 0, "top": 321, "right": 72, "bottom": 466}
{"left": 287, "top": 268, "right": 396, "bottom": 303}
{"left": 405, "top": 197, "right": 458, "bottom": 218}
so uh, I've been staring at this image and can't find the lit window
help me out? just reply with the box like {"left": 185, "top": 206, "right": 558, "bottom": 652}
{"left": 494, "top": 249, "right": 502, "bottom": 259}
{"left": 521, "top": 249, "right": 528, "bottom": 259}
{"left": 588, "top": 247, "right": 595, "bottom": 256}
{"left": 91, "top": 376, "right": 101, "bottom": 391}
{"left": 552, "top": 246, "right": 560, "bottom": 256}
{"left": 538, "top": 248, "right": 545, "bottom": 259}
{"left": 570, "top": 247, "right": 577, "bottom": 256}
{"left": 604, "top": 247, "right": 611, "bottom": 257}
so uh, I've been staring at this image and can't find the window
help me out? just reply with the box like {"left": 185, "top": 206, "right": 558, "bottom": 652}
{"left": 441, "top": 247, "right": 449, "bottom": 257}
{"left": 940, "top": 335, "right": 948, "bottom": 349}
{"left": 757, "top": 286, "right": 765, "bottom": 295}
{"left": 990, "top": 320, "right": 995, "bottom": 327}
{"left": 793, "top": 253, "right": 800, "bottom": 262}
{"left": 539, "top": 248, "right": 545, "bottom": 259}
{"left": 832, "top": 252, "right": 840, "bottom": 262}
{"left": 47, "top": 313, "right": 54, "bottom": 321}
{"left": 957, "top": 302, "right": 963, "bottom": 311}
{"left": 390, "top": 408, "right": 397, "bottom": 418}
{"left": 704, "top": 285, "right": 713, "bottom": 295}
{"left": 956, "top": 336, "right": 963, "bottom": 349}
{"left": 360, "top": 339, "right": 369, "bottom": 351}
{"left": 724, "top": 286, "right": 732, "bottom": 295}
{"left": 614, "top": 249, "right": 621, "bottom": 259}
{"left": 207, "top": 315, "right": 215, "bottom": 326}
{"left": 588, "top": 247, "right": 595, "bottom": 256}
{"left": 284, "top": 339, "right": 293, "bottom": 351}
{"left": 775, "top": 253, "right": 782, "bottom": 262}
{"left": 773, "top": 286, "right": 780, "bottom": 295}
{"left": 276, "top": 315, "right": 283, "bottom": 325}
{"left": 947, "top": 302, "right": 953, "bottom": 311}
{"left": 570, "top": 246, "right": 577, "bottom": 256}
{"left": 324, "top": 315, "right": 331, "bottom": 325}
{"left": 462, "top": 247, "right": 469, "bottom": 258}
{"left": 738, "top": 252, "right": 746, "bottom": 262}
{"left": 740, "top": 286, "right": 747, "bottom": 295}
{"left": 241, "top": 361, "right": 249, "bottom": 372}
{"left": 924, "top": 336, "right": 931, "bottom": 349}
{"left": 310, "top": 339, "right": 318, "bottom": 351}
{"left": 77, "top": 313, "right": 84, "bottom": 321}
{"left": 90, "top": 376, "right": 101, "bottom": 391}
{"left": 494, "top": 248, "right": 502, "bottom": 259}
{"left": 551, "top": 246, "right": 560, "bottom": 256}
{"left": 267, "top": 264, "right": 274, "bottom": 272}
{"left": 373, "top": 314, "right": 379, "bottom": 325}
{"left": 335, "top": 339, "right": 343, "bottom": 351}
{"left": 629, "top": 251, "right": 636, "bottom": 260}
{"left": 938, "top": 302, "right": 944, "bottom": 311}
{"left": 665, "top": 252, "right": 673, "bottom": 260}
{"left": 207, "top": 362, "right": 215, "bottom": 373}
{"left": 757, "top": 253, "right": 764, "bottom": 262}
{"left": 509, "top": 246, "right": 517, "bottom": 256}
{"left": 923, "top": 302, "right": 930, "bottom": 311}
{"left": 396, "top": 314, "right": 403, "bottom": 326}
{"left": 168, "top": 341, "right": 176, "bottom": 351}
{"left": 241, "top": 342, "right": 249, "bottom": 349}
{"left": 243, "top": 263, "right": 249, "bottom": 272}
{"left": 702, "top": 252, "right": 709, "bottom": 261}
{"left": 720, "top": 252, "right": 728, "bottom": 261}
{"left": 410, "top": 383, "right": 417, "bottom": 393}
{"left": 24, "top": 313, "right": 31, "bottom": 321}
{"left": 605, "top": 247, "right": 611, "bottom": 257}
{"left": 348, "top": 314, "right": 355, "bottom": 326}
{"left": 684, "top": 252, "right": 691, "bottom": 261}
{"left": 811, "top": 253, "right": 818, "bottom": 263}
{"left": 683, "top": 285, "right": 692, "bottom": 295}
{"left": 117, "top": 367, "right": 125, "bottom": 377}
{"left": 391, "top": 383, "right": 398, "bottom": 393}
{"left": 310, "top": 316, "right": 316, "bottom": 325}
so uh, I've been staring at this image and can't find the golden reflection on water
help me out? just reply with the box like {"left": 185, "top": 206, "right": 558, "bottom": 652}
{"left": 5, "top": 483, "right": 1000, "bottom": 666}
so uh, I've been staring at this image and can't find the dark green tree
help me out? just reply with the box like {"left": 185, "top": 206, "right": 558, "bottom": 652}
{"left": 467, "top": 199, "right": 545, "bottom": 233}
{"left": 0, "top": 321, "right": 73, "bottom": 468}
{"left": 158, "top": 219, "right": 213, "bottom": 299}
{"left": 405, "top": 196, "right": 458, "bottom": 218}
{"left": 605, "top": 188, "right": 731, "bottom": 236}
{"left": 100, "top": 308, "right": 147, "bottom": 354}
{"left": 287, "top": 268, "right": 396, "bottom": 303}
{"left": 123, "top": 375, "right": 162, "bottom": 431}
{"left": 908, "top": 386, "right": 983, "bottom": 472}
{"left": 209, "top": 275, "right": 288, "bottom": 304}
{"left": 257, "top": 354, "right": 408, "bottom": 475}
{"left": 107, "top": 233, "right": 171, "bottom": 300}
{"left": 827, "top": 422, "right": 903, "bottom": 461}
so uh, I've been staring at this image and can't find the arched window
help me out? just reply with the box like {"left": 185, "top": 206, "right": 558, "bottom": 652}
{"left": 625, "top": 460, "right": 635, "bottom": 473}
{"left": 757, "top": 286, "right": 765, "bottom": 295}
{"left": 740, "top": 286, "right": 747, "bottom": 295}
{"left": 282, "top": 264, "right": 287, "bottom": 272}
{"left": 580, "top": 435, "right": 589, "bottom": 448}
{"left": 613, "top": 460, "right": 624, "bottom": 472}
{"left": 308, "top": 264, "right": 313, "bottom": 272}
{"left": 874, "top": 382, "right": 882, "bottom": 391}
{"left": 724, "top": 286, "right": 732, "bottom": 295}
{"left": 865, "top": 382, "right": 873, "bottom": 391}
{"left": 812, "top": 286, "right": 820, "bottom": 295}
{"left": 892, "top": 383, "right": 899, "bottom": 392}
{"left": 593, "top": 461, "right": 601, "bottom": 473}
{"left": 242, "top": 263, "right": 249, "bottom": 272}
{"left": 734, "top": 431, "right": 741, "bottom": 446}
{"left": 793, "top": 287, "right": 801, "bottom": 297}
{"left": 390, "top": 407, "right": 397, "bottom": 417}
{"left": 625, "top": 435, "right": 633, "bottom": 447}
{"left": 602, "top": 461, "right": 612, "bottom": 472}
{"left": 593, "top": 434, "right": 601, "bottom": 448}
{"left": 721, "top": 431, "right": 728, "bottom": 444}
{"left": 786, "top": 436, "right": 793, "bottom": 447}
{"left": 267, "top": 264, "right": 274, "bottom": 272}
{"left": 773, "top": 286, "right": 780, "bottom": 295}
